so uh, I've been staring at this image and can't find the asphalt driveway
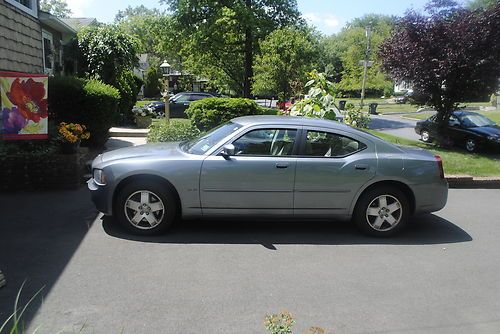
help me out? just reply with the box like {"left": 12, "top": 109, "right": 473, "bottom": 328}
{"left": 1, "top": 188, "right": 500, "bottom": 333}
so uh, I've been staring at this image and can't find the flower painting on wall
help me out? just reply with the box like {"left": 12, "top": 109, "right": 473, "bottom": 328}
{"left": 0, "top": 72, "right": 49, "bottom": 140}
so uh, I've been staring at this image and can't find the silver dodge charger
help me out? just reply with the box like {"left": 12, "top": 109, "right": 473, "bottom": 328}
{"left": 88, "top": 116, "right": 448, "bottom": 237}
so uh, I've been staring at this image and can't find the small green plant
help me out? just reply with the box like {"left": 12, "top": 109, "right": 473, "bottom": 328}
{"left": 0, "top": 282, "right": 43, "bottom": 334}
{"left": 343, "top": 103, "right": 370, "bottom": 128}
{"left": 147, "top": 119, "right": 200, "bottom": 143}
{"left": 290, "top": 71, "right": 337, "bottom": 120}
{"left": 264, "top": 311, "right": 335, "bottom": 334}
{"left": 264, "top": 310, "right": 295, "bottom": 334}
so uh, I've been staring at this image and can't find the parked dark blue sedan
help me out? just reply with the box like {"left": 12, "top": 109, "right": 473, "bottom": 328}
{"left": 414, "top": 111, "right": 500, "bottom": 152}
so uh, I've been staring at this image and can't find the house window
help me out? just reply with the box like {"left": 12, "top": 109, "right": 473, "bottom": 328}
{"left": 5, "top": 0, "right": 38, "bottom": 17}
{"left": 42, "top": 30, "right": 54, "bottom": 75}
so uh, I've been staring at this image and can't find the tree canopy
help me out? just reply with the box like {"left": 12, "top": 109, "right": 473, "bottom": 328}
{"left": 40, "top": 0, "right": 72, "bottom": 18}
{"left": 321, "top": 14, "right": 395, "bottom": 97}
{"left": 252, "top": 27, "right": 320, "bottom": 100}
{"left": 379, "top": 1, "right": 500, "bottom": 129}
{"left": 159, "top": 0, "right": 303, "bottom": 97}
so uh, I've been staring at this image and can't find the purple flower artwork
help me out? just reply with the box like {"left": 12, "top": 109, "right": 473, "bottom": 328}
{"left": 2, "top": 106, "right": 28, "bottom": 134}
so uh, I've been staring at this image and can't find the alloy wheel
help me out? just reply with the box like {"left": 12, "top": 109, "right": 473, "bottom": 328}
{"left": 124, "top": 190, "right": 165, "bottom": 230}
{"left": 465, "top": 139, "right": 476, "bottom": 152}
{"left": 365, "top": 195, "right": 402, "bottom": 232}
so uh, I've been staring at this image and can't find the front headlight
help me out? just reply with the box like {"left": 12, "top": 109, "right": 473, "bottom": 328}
{"left": 487, "top": 136, "right": 500, "bottom": 142}
{"left": 93, "top": 169, "right": 107, "bottom": 185}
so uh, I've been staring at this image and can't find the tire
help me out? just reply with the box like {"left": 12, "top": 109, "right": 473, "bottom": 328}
{"left": 465, "top": 138, "right": 477, "bottom": 153}
{"left": 420, "top": 130, "right": 432, "bottom": 143}
{"left": 353, "top": 186, "right": 410, "bottom": 237}
{"left": 115, "top": 180, "right": 177, "bottom": 235}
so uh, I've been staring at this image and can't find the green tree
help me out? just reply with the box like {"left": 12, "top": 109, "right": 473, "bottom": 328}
{"left": 253, "top": 27, "right": 320, "bottom": 101}
{"left": 114, "top": 5, "right": 168, "bottom": 56}
{"left": 467, "top": 0, "right": 498, "bottom": 10}
{"left": 160, "top": 0, "right": 303, "bottom": 97}
{"left": 40, "top": 0, "right": 72, "bottom": 18}
{"left": 77, "top": 25, "right": 139, "bottom": 84}
{"left": 322, "top": 14, "right": 395, "bottom": 97}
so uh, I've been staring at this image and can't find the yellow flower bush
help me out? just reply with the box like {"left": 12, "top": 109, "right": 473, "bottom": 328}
{"left": 58, "top": 122, "right": 90, "bottom": 143}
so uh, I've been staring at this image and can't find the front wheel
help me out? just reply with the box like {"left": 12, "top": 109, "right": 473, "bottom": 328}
{"left": 115, "top": 180, "right": 177, "bottom": 235}
{"left": 353, "top": 186, "right": 410, "bottom": 237}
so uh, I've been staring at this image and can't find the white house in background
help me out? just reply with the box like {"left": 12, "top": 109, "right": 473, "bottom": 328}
{"left": 394, "top": 80, "right": 413, "bottom": 94}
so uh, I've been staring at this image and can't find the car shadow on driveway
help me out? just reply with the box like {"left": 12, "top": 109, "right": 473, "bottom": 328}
{"left": 102, "top": 214, "right": 472, "bottom": 249}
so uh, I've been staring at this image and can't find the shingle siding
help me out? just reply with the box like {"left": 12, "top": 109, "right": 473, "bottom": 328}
{"left": 0, "top": 1, "right": 43, "bottom": 74}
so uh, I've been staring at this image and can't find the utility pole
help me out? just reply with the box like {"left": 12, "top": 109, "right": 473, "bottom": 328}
{"left": 360, "top": 25, "right": 371, "bottom": 109}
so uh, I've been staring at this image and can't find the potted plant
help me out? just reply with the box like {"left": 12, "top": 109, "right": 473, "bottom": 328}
{"left": 58, "top": 122, "right": 90, "bottom": 154}
{"left": 133, "top": 107, "right": 155, "bottom": 128}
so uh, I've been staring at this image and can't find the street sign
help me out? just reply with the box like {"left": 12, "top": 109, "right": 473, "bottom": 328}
{"left": 358, "top": 60, "right": 374, "bottom": 67}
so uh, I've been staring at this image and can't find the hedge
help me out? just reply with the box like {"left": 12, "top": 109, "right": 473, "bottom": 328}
{"left": 147, "top": 119, "right": 200, "bottom": 143}
{"left": 48, "top": 76, "right": 120, "bottom": 147}
{"left": 186, "top": 98, "right": 264, "bottom": 131}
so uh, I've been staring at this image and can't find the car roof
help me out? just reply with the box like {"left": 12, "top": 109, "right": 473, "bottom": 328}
{"left": 453, "top": 110, "right": 479, "bottom": 117}
{"left": 232, "top": 115, "right": 353, "bottom": 131}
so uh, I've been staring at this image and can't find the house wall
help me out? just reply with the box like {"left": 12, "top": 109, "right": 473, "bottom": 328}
{"left": 0, "top": 1, "right": 43, "bottom": 74}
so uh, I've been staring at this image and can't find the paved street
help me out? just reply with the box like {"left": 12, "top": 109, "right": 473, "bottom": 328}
{"left": 369, "top": 114, "right": 420, "bottom": 141}
{"left": 1, "top": 188, "right": 500, "bottom": 334}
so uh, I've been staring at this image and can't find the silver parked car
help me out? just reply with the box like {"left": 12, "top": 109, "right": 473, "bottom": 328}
{"left": 88, "top": 116, "right": 448, "bottom": 237}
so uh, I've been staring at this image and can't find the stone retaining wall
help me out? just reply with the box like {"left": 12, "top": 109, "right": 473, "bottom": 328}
{"left": 0, "top": 151, "right": 87, "bottom": 191}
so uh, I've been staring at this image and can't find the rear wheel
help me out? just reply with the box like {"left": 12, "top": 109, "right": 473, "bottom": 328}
{"left": 465, "top": 138, "right": 477, "bottom": 153}
{"left": 353, "top": 186, "right": 410, "bottom": 237}
{"left": 115, "top": 180, "right": 177, "bottom": 235}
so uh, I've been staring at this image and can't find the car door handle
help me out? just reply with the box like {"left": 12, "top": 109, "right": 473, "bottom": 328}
{"left": 355, "top": 164, "right": 368, "bottom": 170}
{"left": 275, "top": 163, "right": 289, "bottom": 169}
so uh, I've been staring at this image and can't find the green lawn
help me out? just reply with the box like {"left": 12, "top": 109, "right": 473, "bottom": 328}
{"left": 135, "top": 100, "right": 160, "bottom": 107}
{"left": 368, "top": 130, "right": 500, "bottom": 177}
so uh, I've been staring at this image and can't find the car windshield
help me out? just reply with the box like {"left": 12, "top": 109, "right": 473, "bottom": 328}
{"left": 181, "top": 122, "right": 242, "bottom": 155}
{"left": 459, "top": 114, "right": 496, "bottom": 127}
{"left": 169, "top": 93, "right": 183, "bottom": 102}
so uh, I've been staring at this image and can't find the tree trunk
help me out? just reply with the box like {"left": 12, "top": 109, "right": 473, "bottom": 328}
{"left": 243, "top": 0, "right": 253, "bottom": 98}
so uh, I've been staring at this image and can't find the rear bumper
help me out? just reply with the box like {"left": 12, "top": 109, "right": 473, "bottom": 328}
{"left": 412, "top": 179, "right": 448, "bottom": 214}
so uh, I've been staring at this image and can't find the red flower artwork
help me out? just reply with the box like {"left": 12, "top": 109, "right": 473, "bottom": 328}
{"left": 7, "top": 78, "right": 48, "bottom": 123}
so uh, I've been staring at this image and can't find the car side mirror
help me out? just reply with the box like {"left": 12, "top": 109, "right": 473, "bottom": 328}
{"left": 221, "top": 144, "right": 235, "bottom": 160}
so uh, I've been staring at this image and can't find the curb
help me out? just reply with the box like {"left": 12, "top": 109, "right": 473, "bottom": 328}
{"left": 446, "top": 175, "right": 500, "bottom": 189}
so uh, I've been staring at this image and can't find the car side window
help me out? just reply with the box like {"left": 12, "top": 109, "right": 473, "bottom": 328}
{"left": 449, "top": 115, "right": 460, "bottom": 127}
{"left": 304, "top": 131, "right": 366, "bottom": 157}
{"left": 190, "top": 94, "right": 209, "bottom": 101}
{"left": 175, "top": 94, "right": 190, "bottom": 103}
{"left": 232, "top": 129, "right": 297, "bottom": 156}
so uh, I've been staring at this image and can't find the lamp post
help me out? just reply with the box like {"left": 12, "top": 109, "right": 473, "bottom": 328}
{"left": 360, "top": 25, "right": 372, "bottom": 109}
{"left": 160, "top": 60, "right": 171, "bottom": 122}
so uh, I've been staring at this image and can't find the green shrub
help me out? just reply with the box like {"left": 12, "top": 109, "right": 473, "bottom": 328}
{"left": 47, "top": 76, "right": 86, "bottom": 122}
{"left": 260, "top": 106, "right": 278, "bottom": 115}
{"left": 147, "top": 119, "right": 200, "bottom": 143}
{"left": 48, "top": 76, "right": 120, "bottom": 147}
{"left": 83, "top": 79, "right": 121, "bottom": 146}
{"left": 186, "top": 98, "right": 264, "bottom": 131}
{"left": 114, "top": 71, "right": 143, "bottom": 124}
{"left": 144, "top": 66, "right": 161, "bottom": 98}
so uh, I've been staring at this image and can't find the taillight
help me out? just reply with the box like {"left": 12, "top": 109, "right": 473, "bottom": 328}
{"left": 435, "top": 155, "right": 444, "bottom": 179}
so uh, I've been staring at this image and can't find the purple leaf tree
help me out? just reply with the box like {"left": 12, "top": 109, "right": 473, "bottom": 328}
{"left": 379, "top": 1, "right": 500, "bottom": 141}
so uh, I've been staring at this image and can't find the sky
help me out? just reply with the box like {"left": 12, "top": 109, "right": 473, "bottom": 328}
{"left": 65, "top": 0, "right": 467, "bottom": 35}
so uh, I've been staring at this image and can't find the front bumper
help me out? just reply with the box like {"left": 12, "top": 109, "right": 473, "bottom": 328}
{"left": 88, "top": 178, "right": 113, "bottom": 215}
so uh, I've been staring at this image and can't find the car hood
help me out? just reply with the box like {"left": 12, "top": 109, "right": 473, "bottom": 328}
{"left": 95, "top": 142, "right": 182, "bottom": 166}
{"left": 467, "top": 125, "right": 500, "bottom": 137}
